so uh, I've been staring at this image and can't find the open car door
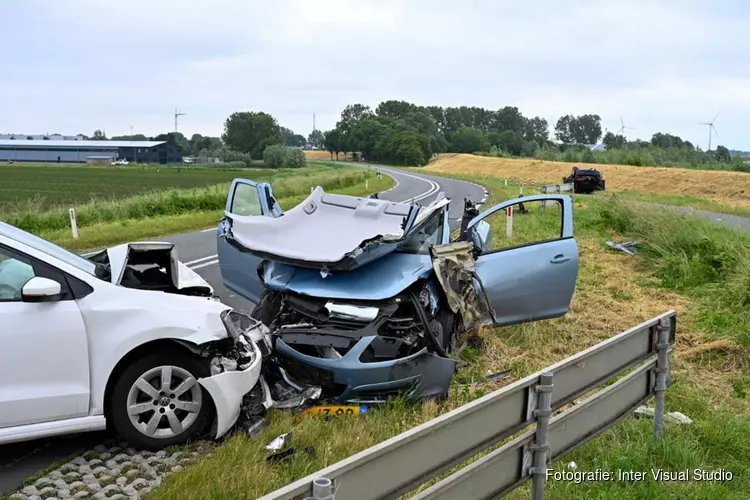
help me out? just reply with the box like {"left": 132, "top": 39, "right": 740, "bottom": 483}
{"left": 217, "top": 179, "right": 281, "bottom": 303}
{"left": 467, "top": 194, "right": 579, "bottom": 326}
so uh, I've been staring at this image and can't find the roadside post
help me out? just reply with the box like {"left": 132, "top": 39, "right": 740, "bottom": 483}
{"left": 504, "top": 178, "right": 508, "bottom": 186}
{"left": 529, "top": 372, "right": 553, "bottom": 500}
{"left": 69, "top": 208, "right": 79, "bottom": 240}
{"left": 506, "top": 205, "right": 513, "bottom": 238}
{"left": 654, "top": 317, "right": 671, "bottom": 439}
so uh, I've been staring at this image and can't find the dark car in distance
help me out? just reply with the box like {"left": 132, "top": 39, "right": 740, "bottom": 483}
{"left": 563, "top": 167, "right": 606, "bottom": 194}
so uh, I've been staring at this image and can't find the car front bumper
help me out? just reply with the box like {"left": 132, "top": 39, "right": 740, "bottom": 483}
{"left": 198, "top": 340, "right": 263, "bottom": 439}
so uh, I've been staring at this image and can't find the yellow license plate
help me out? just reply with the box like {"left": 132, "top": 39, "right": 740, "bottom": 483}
{"left": 297, "top": 405, "right": 368, "bottom": 419}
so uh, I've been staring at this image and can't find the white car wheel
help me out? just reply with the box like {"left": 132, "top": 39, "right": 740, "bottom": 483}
{"left": 126, "top": 365, "right": 203, "bottom": 439}
{"left": 109, "top": 353, "right": 213, "bottom": 449}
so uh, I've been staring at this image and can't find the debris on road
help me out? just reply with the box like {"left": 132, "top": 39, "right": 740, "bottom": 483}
{"left": 606, "top": 240, "right": 638, "bottom": 256}
{"left": 266, "top": 445, "right": 315, "bottom": 465}
{"left": 634, "top": 406, "right": 693, "bottom": 425}
{"left": 265, "top": 433, "right": 292, "bottom": 452}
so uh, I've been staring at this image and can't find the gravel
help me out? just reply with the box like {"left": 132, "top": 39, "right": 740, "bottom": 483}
{"left": 7, "top": 440, "right": 211, "bottom": 499}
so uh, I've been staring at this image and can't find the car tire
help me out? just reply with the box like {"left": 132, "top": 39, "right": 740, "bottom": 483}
{"left": 108, "top": 352, "right": 213, "bottom": 450}
{"left": 435, "top": 308, "right": 458, "bottom": 353}
{"left": 251, "top": 288, "right": 282, "bottom": 326}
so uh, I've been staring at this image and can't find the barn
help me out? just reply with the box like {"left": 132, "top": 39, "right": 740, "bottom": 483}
{"left": 0, "top": 140, "right": 183, "bottom": 164}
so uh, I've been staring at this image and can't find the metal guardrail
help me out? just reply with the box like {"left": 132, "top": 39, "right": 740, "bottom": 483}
{"left": 260, "top": 311, "right": 677, "bottom": 500}
{"left": 539, "top": 183, "right": 574, "bottom": 208}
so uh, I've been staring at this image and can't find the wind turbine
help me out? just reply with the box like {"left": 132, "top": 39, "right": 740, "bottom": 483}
{"left": 617, "top": 116, "right": 634, "bottom": 136}
{"left": 699, "top": 112, "right": 719, "bottom": 151}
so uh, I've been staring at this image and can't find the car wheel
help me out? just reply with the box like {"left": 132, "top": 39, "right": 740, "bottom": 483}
{"left": 251, "top": 288, "right": 282, "bottom": 326}
{"left": 435, "top": 308, "right": 458, "bottom": 353}
{"left": 108, "top": 353, "right": 213, "bottom": 450}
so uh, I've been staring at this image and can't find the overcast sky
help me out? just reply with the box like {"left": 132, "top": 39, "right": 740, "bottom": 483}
{"left": 2, "top": 0, "right": 748, "bottom": 149}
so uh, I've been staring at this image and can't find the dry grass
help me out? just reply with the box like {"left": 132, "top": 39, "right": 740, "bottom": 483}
{"left": 426, "top": 154, "right": 750, "bottom": 210}
{"left": 303, "top": 150, "right": 334, "bottom": 160}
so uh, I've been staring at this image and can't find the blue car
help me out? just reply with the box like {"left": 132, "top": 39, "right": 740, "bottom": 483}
{"left": 217, "top": 179, "right": 579, "bottom": 404}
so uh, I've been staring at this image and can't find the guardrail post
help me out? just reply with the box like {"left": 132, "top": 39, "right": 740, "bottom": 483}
{"left": 654, "top": 317, "right": 671, "bottom": 439}
{"left": 302, "top": 477, "right": 334, "bottom": 500}
{"left": 530, "top": 372, "right": 553, "bottom": 500}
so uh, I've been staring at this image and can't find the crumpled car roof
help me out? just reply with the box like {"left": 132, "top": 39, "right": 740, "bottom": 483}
{"left": 91, "top": 242, "right": 213, "bottom": 294}
{"left": 224, "top": 186, "right": 450, "bottom": 271}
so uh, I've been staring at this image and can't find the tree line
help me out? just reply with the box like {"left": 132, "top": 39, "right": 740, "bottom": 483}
{"left": 82, "top": 100, "right": 746, "bottom": 171}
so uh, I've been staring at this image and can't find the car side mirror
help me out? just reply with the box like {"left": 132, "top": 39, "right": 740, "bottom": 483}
{"left": 468, "top": 220, "right": 491, "bottom": 255}
{"left": 22, "top": 277, "right": 62, "bottom": 303}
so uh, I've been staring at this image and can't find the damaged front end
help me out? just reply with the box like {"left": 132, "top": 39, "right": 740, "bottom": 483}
{"left": 191, "top": 310, "right": 271, "bottom": 438}
{"left": 261, "top": 283, "right": 459, "bottom": 404}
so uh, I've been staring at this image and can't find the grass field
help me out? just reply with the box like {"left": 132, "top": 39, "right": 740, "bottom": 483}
{"left": 147, "top": 173, "right": 750, "bottom": 500}
{"left": 426, "top": 154, "right": 750, "bottom": 215}
{"left": 0, "top": 163, "right": 283, "bottom": 210}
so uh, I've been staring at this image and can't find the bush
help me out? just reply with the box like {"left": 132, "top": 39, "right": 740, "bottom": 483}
{"left": 262, "top": 145, "right": 307, "bottom": 168}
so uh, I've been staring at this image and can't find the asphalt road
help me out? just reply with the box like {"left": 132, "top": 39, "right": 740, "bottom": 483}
{"left": 0, "top": 164, "right": 488, "bottom": 495}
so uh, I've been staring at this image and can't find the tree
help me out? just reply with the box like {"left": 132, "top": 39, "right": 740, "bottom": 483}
{"left": 446, "top": 127, "right": 488, "bottom": 153}
{"left": 376, "top": 100, "right": 417, "bottom": 120}
{"left": 307, "top": 129, "right": 324, "bottom": 148}
{"left": 350, "top": 119, "right": 389, "bottom": 160}
{"left": 575, "top": 114, "right": 602, "bottom": 144}
{"left": 222, "top": 111, "right": 283, "bottom": 159}
{"left": 323, "top": 129, "right": 343, "bottom": 160}
{"left": 337, "top": 104, "right": 373, "bottom": 133}
{"left": 651, "top": 132, "right": 684, "bottom": 149}
{"left": 91, "top": 129, "right": 107, "bottom": 140}
{"left": 715, "top": 145, "right": 731, "bottom": 163}
{"left": 280, "top": 127, "right": 306, "bottom": 147}
{"left": 603, "top": 132, "right": 627, "bottom": 150}
{"left": 493, "top": 106, "right": 527, "bottom": 134}
{"left": 554, "top": 115, "right": 575, "bottom": 144}
{"left": 527, "top": 117, "right": 549, "bottom": 143}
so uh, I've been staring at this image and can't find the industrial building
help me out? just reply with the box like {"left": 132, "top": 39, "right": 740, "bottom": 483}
{"left": 0, "top": 139, "right": 183, "bottom": 164}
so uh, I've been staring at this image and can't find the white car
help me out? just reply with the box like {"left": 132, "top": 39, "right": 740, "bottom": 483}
{"left": 0, "top": 222, "right": 268, "bottom": 450}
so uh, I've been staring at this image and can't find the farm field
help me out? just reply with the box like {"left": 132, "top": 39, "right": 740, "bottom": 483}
{"left": 303, "top": 150, "right": 332, "bottom": 160}
{"left": 426, "top": 154, "right": 750, "bottom": 214}
{"left": 0, "top": 163, "right": 278, "bottom": 209}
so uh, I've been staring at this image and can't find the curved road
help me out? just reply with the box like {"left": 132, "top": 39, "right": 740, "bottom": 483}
{"left": 0, "top": 165, "right": 487, "bottom": 495}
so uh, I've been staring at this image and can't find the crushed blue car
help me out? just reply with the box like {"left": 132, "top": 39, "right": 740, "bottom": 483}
{"left": 217, "top": 179, "right": 579, "bottom": 404}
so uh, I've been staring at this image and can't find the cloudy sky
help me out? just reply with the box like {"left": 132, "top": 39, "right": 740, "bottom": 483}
{"left": 2, "top": 0, "right": 748, "bottom": 149}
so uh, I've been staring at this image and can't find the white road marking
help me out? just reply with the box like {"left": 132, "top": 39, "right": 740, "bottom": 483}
{"left": 201, "top": 227, "right": 216, "bottom": 232}
{"left": 185, "top": 254, "right": 218, "bottom": 266}
{"left": 191, "top": 259, "right": 219, "bottom": 270}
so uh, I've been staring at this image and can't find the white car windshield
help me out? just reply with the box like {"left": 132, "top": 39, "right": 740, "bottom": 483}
{"left": 0, "top": 221, "right": 98, "bottom": 276}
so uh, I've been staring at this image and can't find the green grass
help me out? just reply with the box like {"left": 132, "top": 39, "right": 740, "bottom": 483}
{"left": 145, "top": 172, "right": 749, "bottom": 500}
{"left": 597, "top": 190, "right": 750, "bottom": 218}
{"left": 0, "top": 162, "right": 320, "bottom": 210}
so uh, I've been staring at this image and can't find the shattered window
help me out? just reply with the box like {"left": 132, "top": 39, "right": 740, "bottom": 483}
{"left": 0, "top": 247, "right": 35, "bottom": 301}
{"left": 399, "top": 211, "right": 445, "bottom": 254}
{"left": 480, "top": 199, "right": 563, "bottom": 252}
{"left": 231, "top": 183, "right": 263, "bottom": 216}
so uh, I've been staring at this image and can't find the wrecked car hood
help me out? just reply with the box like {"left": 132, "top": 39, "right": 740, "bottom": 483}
{"left": 223, "top": 187, "right": 450, "bottom": 272}
{"left": 88, "top": 242, "right": 214, "bottom": 296}
{"left": 262, "top": 253, "right": 435, "bottom": 300}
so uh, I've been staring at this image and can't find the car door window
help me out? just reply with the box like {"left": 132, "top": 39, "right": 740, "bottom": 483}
{"left": 479, "top": 199, "right": 563, "bottom": 253}
{"left": 230, "top": 183, "right": 263, "bottom": 216}
{"left": 0, "top": 247, "right": 35, "bottom": 301}
{"left": 399, "top": 212, "right": 445, "bottom": 254}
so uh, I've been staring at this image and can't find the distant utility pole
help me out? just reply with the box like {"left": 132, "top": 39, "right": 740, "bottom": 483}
{"left": 174, "top": 108, "right": 186, "bottom": 134}
{"left": 313, "top": 111, "right": 316, "bottom": 132}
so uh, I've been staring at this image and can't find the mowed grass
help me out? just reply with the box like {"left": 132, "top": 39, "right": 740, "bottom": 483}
{"left": 0, "top": 163, "right": 287, "bottom": 210}
{"left": 426, "top": 153, "right": 750, "bottom": 215}
{"left": 147, "top": 175, "right": 750, "bottom": 499}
